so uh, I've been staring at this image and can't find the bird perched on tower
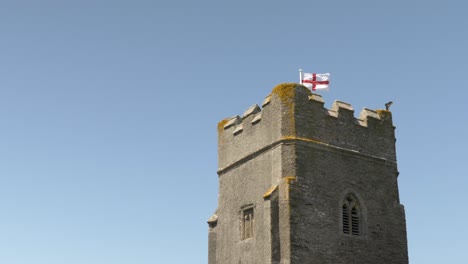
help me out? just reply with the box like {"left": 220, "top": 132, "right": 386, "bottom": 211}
{"left": 385, "top": 101, "right": 393, "bottom": 111}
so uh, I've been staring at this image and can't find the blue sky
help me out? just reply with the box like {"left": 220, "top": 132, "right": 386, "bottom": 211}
{"left": 0, "top": 1, "right": 467, "bottom": 263}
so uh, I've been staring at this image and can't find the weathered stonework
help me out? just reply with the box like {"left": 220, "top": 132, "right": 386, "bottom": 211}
{"left": 209, "top": 83, "right": 408, "bottom": 264}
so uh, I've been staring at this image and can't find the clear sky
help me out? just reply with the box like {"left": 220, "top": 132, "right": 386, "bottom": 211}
{"left": 0, "top": 1, "right": 467, "bottom": 263}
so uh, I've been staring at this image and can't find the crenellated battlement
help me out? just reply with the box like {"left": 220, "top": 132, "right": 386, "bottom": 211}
{"left": 218, "top": 83, "right": 396, "bottom": 171}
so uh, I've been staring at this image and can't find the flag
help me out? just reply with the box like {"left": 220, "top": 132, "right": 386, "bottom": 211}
{"left": 302, "top": 73, "right": 330, "bottom": 91}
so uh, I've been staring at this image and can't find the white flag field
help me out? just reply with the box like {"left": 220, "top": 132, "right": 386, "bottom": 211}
{"left": 301, "top": 73, "right": 330, "bottom": 91}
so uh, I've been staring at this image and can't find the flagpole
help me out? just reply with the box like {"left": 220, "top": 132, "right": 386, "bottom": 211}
{"left": 299, "top": 69, "right": 303, "bottom": 84}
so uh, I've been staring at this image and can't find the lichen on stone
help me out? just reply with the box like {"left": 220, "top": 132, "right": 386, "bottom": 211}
{"left": 281, "top": 136, "right": 323, "bottom": 145}
{"left": 284, "top": 176, "right": 296, "bottom": 184}
{"left": 376, "top": 109, "right": 392, "bottom": 117}
{"left": 217, "top": 118, "right": 229, "bottom": 131}
{"left": 263, "top": 185, "right": 278, "bottom": 199}
{"left": 376, "top": 109, "right": 392, "bottom": 122}
{"left": 271, "top": 83, "right": 300, "bottom": 136}
{"left": 271, "top": 83, "right": 297, "bottom": 103}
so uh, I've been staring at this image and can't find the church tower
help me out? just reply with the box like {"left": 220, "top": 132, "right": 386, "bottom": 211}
{"left": 208, "top": 83, "right": 408, "bottom": 264}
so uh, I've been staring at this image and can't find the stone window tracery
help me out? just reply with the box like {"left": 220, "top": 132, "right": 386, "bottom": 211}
{"left": 342, "top": 194, "right": 361, "bottom": 236}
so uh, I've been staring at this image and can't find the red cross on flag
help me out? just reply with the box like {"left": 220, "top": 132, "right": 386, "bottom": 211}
{"left": 302, "top": 73, "right": 330, "bottom": 91}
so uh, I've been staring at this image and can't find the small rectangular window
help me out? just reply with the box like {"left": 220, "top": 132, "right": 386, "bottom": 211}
{"left": 241, "top": 207, "right": 254, "bottom": 240}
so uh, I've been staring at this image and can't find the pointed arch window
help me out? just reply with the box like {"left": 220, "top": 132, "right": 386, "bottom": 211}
{"left": 342, "top": 194, "right": 361, "bottom": 236}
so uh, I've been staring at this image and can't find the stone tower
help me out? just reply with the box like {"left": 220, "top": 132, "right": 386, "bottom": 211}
{"left": 208, "top": 83, "right": 408, "bottom": 264}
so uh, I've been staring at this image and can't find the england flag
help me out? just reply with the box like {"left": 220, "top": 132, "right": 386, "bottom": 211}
{"left": 302, "top": 73, "right": 330, "bottom": 91}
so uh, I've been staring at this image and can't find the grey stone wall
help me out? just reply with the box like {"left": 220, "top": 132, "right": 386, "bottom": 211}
{"left": 213, "top": 146, "right": 287, "bottom": 264}
{"left": 210, "top": 83, "right": 408, "bottom": 264}
{"left": 290, "top": 143, "right": 408, "bottom": 264}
